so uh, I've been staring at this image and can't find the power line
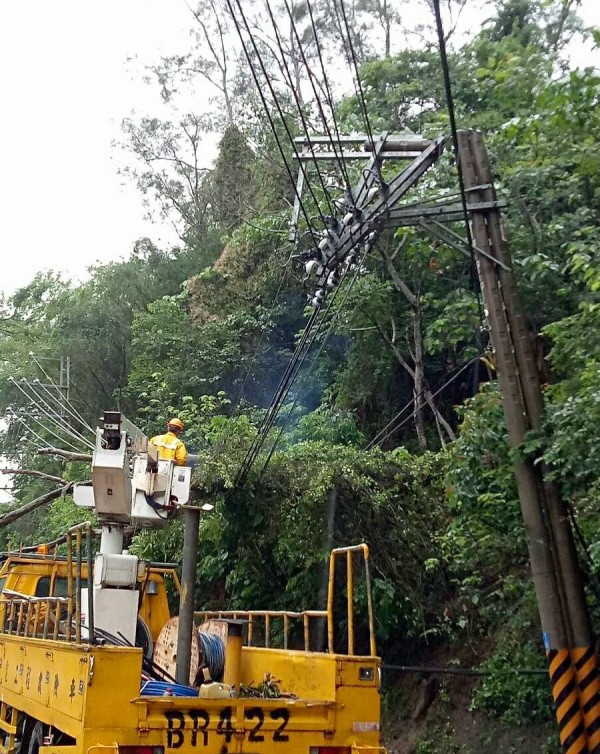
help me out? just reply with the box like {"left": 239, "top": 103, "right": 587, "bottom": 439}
{"left": 8, "top": 380, "right": 93, "bottom": 451}
{"left": 431, "top": 0, "right": 486, "bottom": 339}
{"left": 32, "top": 378, "right": 95, "bottom": 436}
{"left": 335, "top": 0, "right": 377, "bottom": 151}
{"left": 365, "top": 355, "right": 481, "bottom": 450}
{"left": 226, "top": 0, "right": 325, "bottom": 252}
{"left": 235, "top": 306, "right": 321, "bottom": 482}
{"left": 258, "top": 258, "right": 365, "bottom": 476}
{"left": 16, "top": 379, "right": 94, "bottom": 450}
{"left": 286, "top": 0, "right": 354, "bottom": 200}
{"left": 262, "top": 1, "right": 337, "bottom": 218}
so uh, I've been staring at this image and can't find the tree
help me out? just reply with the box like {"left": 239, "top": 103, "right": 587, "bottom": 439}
{"left": 120, "top": 114, "right": 215, "bottom": 248}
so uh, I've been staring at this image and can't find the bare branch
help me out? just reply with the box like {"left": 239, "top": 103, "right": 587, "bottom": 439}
{"left": 38, "top": 448, "right": 92, "bottom": 463}
{"left": 1, "top": 468, "right": 68, "bottom": 484}
{"left": 0, "top": 484, "right": 73, "bottom": 530}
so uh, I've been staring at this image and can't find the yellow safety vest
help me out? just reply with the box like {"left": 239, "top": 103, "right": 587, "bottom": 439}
{"left": 149, "top": 432, "right": 188, "bottom": 467}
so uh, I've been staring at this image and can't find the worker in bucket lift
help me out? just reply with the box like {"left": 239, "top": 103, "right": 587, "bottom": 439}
{"left": 150, "top": 417, "right": 188, "bottom": 466}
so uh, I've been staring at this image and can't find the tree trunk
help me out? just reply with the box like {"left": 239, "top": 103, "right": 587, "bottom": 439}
{"left": 412, "top": 305, "right": 428, "bottom": 450}
{"left": 379, "top": 246, "right": 456, "bottom": 444}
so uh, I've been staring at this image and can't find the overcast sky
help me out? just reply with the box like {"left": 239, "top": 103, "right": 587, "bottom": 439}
{"left": 0, "top": 0, "right": 598, "bottom": 298}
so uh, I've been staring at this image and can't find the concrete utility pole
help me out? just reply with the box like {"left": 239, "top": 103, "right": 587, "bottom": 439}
{"left": 290, "top": 125, "right": 600, "bottom": 752}
{"left": 458, "top": 129, "right": 600, "bottom": 754}
{"left": 176, "top": 504, "right": 201, "bottom": 685}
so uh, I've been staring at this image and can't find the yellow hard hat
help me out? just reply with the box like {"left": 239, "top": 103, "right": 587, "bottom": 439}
{"left": 167, "top": 417, "right": 184, "bottom": 430}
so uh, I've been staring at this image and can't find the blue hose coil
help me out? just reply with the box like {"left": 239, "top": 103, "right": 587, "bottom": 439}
{"left": 199, "top": 631, "right": 225, "bottom": 682}
{"left": 141, "top": 680, "right": 199, "bottom": 697}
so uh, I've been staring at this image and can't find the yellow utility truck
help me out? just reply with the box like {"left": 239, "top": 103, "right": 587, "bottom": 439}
{"left": 0, "top": 412, "right": 387, "bottom": 754}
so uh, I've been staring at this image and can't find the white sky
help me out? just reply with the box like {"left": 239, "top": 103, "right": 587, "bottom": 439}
{"left": 0, "top": 0, "right": 598, "bottom": 298}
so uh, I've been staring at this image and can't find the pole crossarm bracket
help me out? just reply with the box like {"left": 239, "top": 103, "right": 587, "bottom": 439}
{"left": 385, "top": 200, "right": 506, "bottom": 226}
{"left": 417, "top": 218, "right": 511, "bottom": 271}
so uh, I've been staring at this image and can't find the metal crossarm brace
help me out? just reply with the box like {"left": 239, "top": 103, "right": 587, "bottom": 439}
{"left": 417, "top": 219, "right": 510, "bottom": 270}
{"left": 386, "top": 200, "right": 506, "bottom": 226}
{"left": 308, "top": 137, "right": 446, "bottom": 303}
{"left": 289, "top": 133, "right": 439, "bottom": 244}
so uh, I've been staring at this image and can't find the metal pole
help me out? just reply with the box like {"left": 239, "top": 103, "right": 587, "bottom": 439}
{"left": 176, "top": 505, "right": 200, "bottom": 686}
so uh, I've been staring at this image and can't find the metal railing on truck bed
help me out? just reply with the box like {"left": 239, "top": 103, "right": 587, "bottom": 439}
{"left": 196, "top": 543, "right": 377, "bottom": 656}
{"left": 0, "top": 522, "right": 94, "bottom": 643}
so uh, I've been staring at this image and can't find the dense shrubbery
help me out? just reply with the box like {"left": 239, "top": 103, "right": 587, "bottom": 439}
{"left": 1, "top": 1, "right": 599, "bottom": 742}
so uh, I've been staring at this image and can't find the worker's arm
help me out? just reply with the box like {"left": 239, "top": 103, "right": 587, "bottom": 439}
{"left": 175, "top": 441, "right": 188, "bottom": 467}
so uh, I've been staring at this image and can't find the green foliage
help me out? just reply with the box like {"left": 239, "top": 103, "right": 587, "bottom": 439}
{"left": 471, "top": 633, "right": 553, "bottom": 724}
{"left": 2, "top": 8, "right": 600, "bottom": 747}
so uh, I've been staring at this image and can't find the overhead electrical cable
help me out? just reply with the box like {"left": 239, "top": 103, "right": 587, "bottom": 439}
{"left": 365, "top": 355, "right": 481, "bottom": 450}
{"left": 285, "top": 0, "right": 354, "bottom": 200}
{"left": 235, "top": 307, "right": 321, "bottom": 482}
{"left": 226, "top": 0, "right": 341, "bottom": 482}
{"left": 238, "top": 238, "right": 369, "bottom": 478}
{"left": 431, "top": 0, "right": 486, "bottom": 336}
{"left": 329, "top": 0, "right": 383, "bottom": 208}
{"left": 17, "top": 379, "right": 95, "bottom": 449}
{"left": 10, "top": 414, "right": 73, "bottom": 452}
{"left": 226, "top": 0, "right": 326, "bottom": 251}
{"left": 28, "top": 353, "right": 96, "bottom": 434}
{"left": 33, "top": 379, "right": 95, "bottom": 435}
{"left": 8, "top": 379, "right": 94, "bottom": 451}
{"left": 305, "top": 0, "right": 353, "bottom": 190}
{"left": 263, "top": 0, "right": 337, "bottom": 218}
{"left": 31, "top": 378, "right": 95, "bottom": 437}
{"left": 8, "top": 409, "right": 85, "bottom": 454}
{"left": 258, "top": 258, "right": 365, "bottom": 476}
{"left": 231, "top": 260, "right": 291, "bottom": 413}
{"left": 335, "top": 0, "right": 377, "bottom": 151}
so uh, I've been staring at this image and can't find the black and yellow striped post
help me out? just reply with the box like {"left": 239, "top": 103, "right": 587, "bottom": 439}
{"left": 458, "top": 130, "right": 600, "bottom": 754}
{"left": 548, "top": 649, "right": 588, "bottom": 753}
{"left": 572, "top": 647, "right": 600, "bottom": 753}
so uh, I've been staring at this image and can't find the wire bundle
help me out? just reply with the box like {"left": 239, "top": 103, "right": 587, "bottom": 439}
{"left": 227, "top": 0, "right": 384, "bottom": 482}
{"left": 199, "top": 630, "right": 226, "bottom": 682}
{"left": 140, "top": 680, "right": 199, "bottom": 697}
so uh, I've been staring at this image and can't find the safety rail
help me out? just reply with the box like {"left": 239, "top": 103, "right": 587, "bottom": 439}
{"left": 0, "top": 522, "right": 94, "bottom": 644}
{"left": 327, "top": 544, "right": 376, "bottom": 656}
{"left": 195, "top": 609, "right": 328, "bottom": 651}
{"left": 197, "top": 543, "right": 377, "bottom": 657}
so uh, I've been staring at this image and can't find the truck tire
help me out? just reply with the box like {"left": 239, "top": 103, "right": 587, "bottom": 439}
{"left": 26, "top": 722, "right": 44, "bottom": 754}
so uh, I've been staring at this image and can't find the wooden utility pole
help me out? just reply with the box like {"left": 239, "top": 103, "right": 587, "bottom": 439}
{"left": 458, "top": 129, "right": 600, "bottom": 754}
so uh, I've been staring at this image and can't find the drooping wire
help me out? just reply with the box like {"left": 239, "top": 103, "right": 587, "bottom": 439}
{"left": 258, "top": 256, "right": 366, "bottom": 476}
{"left": 225, "top": 0, "right": 344, "bottom": 481}
{"left": 231, "top": 259, "right": 291, "bottom": 413}
{"left": 235, "top": 306, "right": 321, "bottom": 482}
{"left": 225, "top": 0, "right": 325, "bottom": 251}
{"left": 365, "top": 355, "right": 481, "bottom": 450}
{"left": 263, "top": 0, "right": 337, "bottom": 218}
